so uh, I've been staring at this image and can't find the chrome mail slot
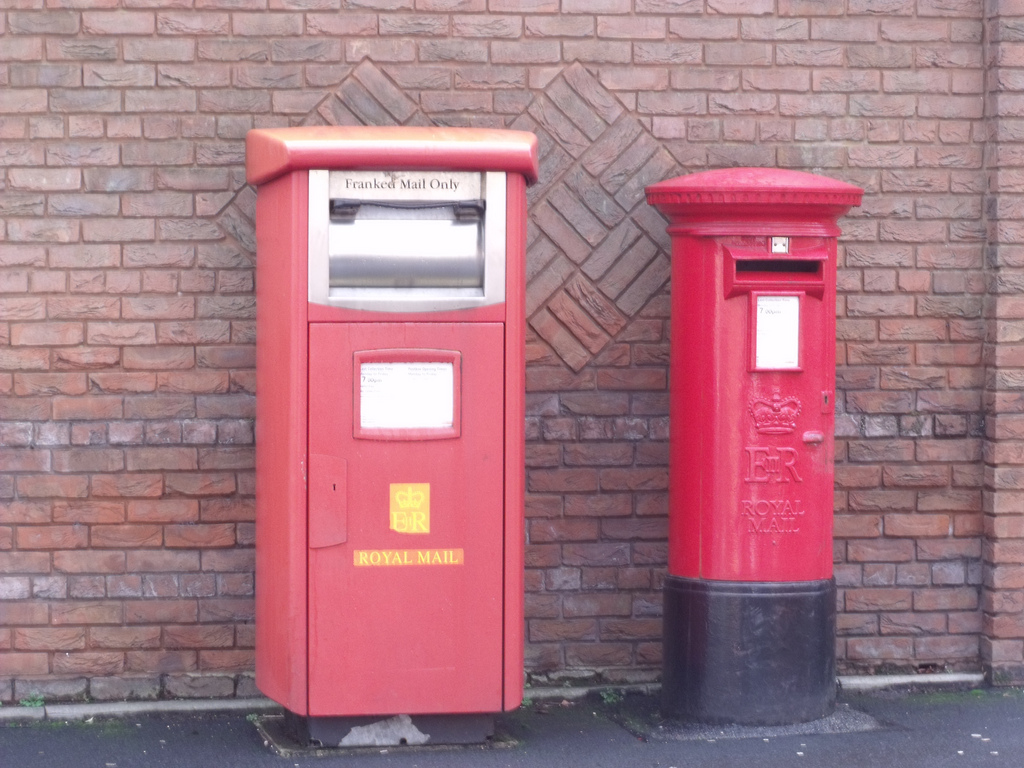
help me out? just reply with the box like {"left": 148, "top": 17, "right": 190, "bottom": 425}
{"left": 328, "top": 198, "right": 485, "bottom": 289}
{"left": 308, "top": 170, "right": 506, "bottom": 312}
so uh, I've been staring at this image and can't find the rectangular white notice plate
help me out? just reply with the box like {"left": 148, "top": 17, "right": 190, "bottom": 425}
{"left": 755, "top": 295, "right": 800, "bottom": 370}
{"left": 360, "top": 362, "right": 455, "bottom": 431}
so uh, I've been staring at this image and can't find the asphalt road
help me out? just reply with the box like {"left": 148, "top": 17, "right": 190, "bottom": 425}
{"left": 1, "top": 687, "right": 1022, "bottom": 768}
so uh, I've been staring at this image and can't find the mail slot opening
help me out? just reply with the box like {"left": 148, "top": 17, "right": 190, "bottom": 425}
{"left": 735, "top": 259, "right": 820, "bottom": 274}
{"left": 328, "top": 199, "right": 486, "bottom": 289}
{"left": 725, "top": 245, "right": 827, "bottom": 299}
{"left": 308, "top": 169, "right": 508, "bottom": 311}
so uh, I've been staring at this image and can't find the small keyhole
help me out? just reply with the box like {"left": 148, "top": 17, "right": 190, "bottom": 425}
{"left": 332, "top": 483, "right": 337, "bottom": 491}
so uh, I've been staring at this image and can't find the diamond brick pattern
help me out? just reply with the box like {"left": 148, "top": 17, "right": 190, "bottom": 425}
{"left": 514, "top": 64, "right": 678, "bottom": 372}
{"left": 223, "top": 61, "right": 674, "bottom": 375}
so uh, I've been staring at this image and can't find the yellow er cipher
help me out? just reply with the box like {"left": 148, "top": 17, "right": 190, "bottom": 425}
{"left": 390, "top": 483, "right": 430, "bottom": 534}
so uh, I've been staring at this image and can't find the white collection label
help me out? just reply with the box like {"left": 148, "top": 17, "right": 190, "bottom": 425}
{"left": 755, "top": 296, "right": 800, "bottom": 369}
{"left": 359, "top": 362, "right": 455, "bottom": 430}
{"left": 329, "top": 171, "right": 481, "bottom": 201}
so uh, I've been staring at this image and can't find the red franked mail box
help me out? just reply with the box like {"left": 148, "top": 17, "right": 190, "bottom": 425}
{"left": 247, "top": 127, "right": 538, "bottom": 746}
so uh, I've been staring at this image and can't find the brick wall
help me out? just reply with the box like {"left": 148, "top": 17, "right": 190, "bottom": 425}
{"left": 2, "top": 0, "right": 1023, "bottom": 701}
{"left": 984, "top": 0, "right": 1024, "bottom": 686}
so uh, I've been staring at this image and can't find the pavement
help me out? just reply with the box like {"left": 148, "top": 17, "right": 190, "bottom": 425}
{"left": 0, "top": 675, "right": 1022, "bottom": 768}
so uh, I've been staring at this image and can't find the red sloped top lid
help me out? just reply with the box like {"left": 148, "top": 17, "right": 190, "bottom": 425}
{"left": 646, "top": 167, "right": 863, "bottom": 209}
{"left": 246, "top": 126, "right": 539, "bottom": 186}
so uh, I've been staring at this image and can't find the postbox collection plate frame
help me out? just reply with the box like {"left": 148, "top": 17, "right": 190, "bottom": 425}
{"left": 749, "top": 290, "right": 804, "bottom": 372}
{"left": 353, "top": 348, "right": 463, "bottom": 441}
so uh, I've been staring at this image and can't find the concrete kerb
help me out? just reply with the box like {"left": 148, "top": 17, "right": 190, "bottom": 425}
{"left": 0, "top": 697, "right": 279, "bottom": 724}
{"left": 0, "top": 674, "right": 987, "bottom": 725}
{"left": 837, "top": 672, "right": 985, "bottom": 692}
{"left": 0, "top": 706, "right": 45, "bottom": 723}
{"left": 526, "top": 673, "right": 986, "bottom": 701}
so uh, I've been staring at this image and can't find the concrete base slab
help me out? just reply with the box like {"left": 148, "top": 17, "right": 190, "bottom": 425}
{"left": 633, "top": 700, "right": 881, "bottom": 742}
{"left": 255, "top": 714, "right": 516, "bottom": 758}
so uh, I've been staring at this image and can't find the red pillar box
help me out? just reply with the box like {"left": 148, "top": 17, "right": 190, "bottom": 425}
{"left": 246, "top": 127, "right": 538, "bottom": 746}
{"left": 646, "top": 169, "right": 862, "bottom": 725}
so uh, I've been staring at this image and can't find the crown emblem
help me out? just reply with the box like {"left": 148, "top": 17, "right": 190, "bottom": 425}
{"left": 749, "top": 390, "right": 801, "bottom": 434}
{"left": 395, "top": 486, "right": 426, "bottom": 509}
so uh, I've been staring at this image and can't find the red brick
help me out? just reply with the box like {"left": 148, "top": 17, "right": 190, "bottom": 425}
{"left": 914, "top": 588, "right": 979, "bottom": 612}
{"left": 879, "top": 613, "right": 947, "bottom": 636}
{"left": 125, "top": 447, "right": 198, "bottom": 471}
{"left": 0, "top": 450, "right": 50, "bottom": 473}
{"left": 529, "top": 520, "right": 599, "bottom": 543}
{"left": 163, "top": 624, "right": 234, "bottom": 649}
{"left": 600, "top": 619, "right": 661, "bottom": 641}
{"left": 52, "top": 502, "right": 125, "bottom": 524}
{"left": 527, "top": 469, "right": 599, "bottom": 493}
{"left": 217, "top": 573, "right": 252, "bottom": 596}
{"left": 0, "top": 603, "right": 50, "bottom": 626}
{"left": 884, "top": 514, "right": 951, "bottom": 537}
{"left": 196, "top": 549, "right": 253, "bottom": 572}
{"left": 563, "top": 593, "right": 632, "bottom": 617}
{"left": 14, "top": 373, "right": 88, "bottom": 396}
{"left": 17, "top": 525, "right": 89, "bottom": 550}
{"left": 847, "top": 638, "right": 915, "bottom": 661}
{"left": 601, "top": 518, "right": 668, "bottom": 540}
{"left": 915, "top": 635, "right": 978, "bottom": 659}
{"left": 882, "top": 466, "right": 949, "bottom": 488}
{"left": 198, "top": 598, "right": 253, "bottom": 622}
{"left": 91, "top": 525, "right": 163, "bottom": 548}
{"left": 51, "top": 395, "right": 123, "bottom": 420}
{"left": 17, "top": 475, "right": 89, "bottom": 499}
{"left": 14, "top": 627, "right": 86, "bottom": 651}
{"left": 164, "top": 474, "right": 236, "bottom": 497}
{"left": 53, "top": 551, "right": 125, "bottom": 574}
{"left": 51, "top": 601, "right": 123, "bottom": 625}
{"left": 845, "top": 588, "right": 914, "bottom": 612}
{"left": 53, "top": 652, "right": 125, "bottom": 675}
{"left": 0, "top": 653, "right": 49, "bottom": 676}
{"left": 847, "top": 540, "right": 916, "bottom": 562}
{"left": 164, "top": 524, "right": 235, "bottom": 548}
{"left": 89, "top": 627, "right": 161, "bottom": 649}
{"left": 0, "top": 553, "right": 50, "bottom": 574}
{"left": 529, "top": 619, "right": 598, "bottom": 643}
{"left": 125, "top": 551, "right": 200, "bottom": 573}
{"left": 198, "top": 650, "right": 254, "bottom": 672}
{"left": 91, "top": 475, "right": 163, "bottom": 499}
{"left": 52, "top": 449, "right": 124, "bottom": 474}
{"left": 125, "top": 600, "right": 197, "bottom": 625}
{"left": 125, "top": 651, "right": 197, "bottom": 673}
{"left": 10, "top": 322, "right": 84, "bottom": 346}
{"left": 835, "top": 465, "right": 882, "bottom": 488}
{"left": 199, "top": 499, "right": 254, "bottom": 523}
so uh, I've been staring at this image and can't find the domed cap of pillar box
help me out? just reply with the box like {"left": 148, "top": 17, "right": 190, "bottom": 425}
{"left": 646, "top": 167, "right": 863, "bottom": 235}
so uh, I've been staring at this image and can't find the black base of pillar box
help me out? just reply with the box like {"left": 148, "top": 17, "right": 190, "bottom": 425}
{"left": 662, "top": 576, "right": 836, "bottom": 726}
{"left": 284, "top": 710, "right": 495, "bottom": 748}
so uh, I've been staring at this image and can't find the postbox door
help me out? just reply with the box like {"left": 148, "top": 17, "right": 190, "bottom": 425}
{"left": 669, "top": 237, "right": 836, "bottom": 583}
{"left": 306, "top": 322, "right": 506, "bottom": 716}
